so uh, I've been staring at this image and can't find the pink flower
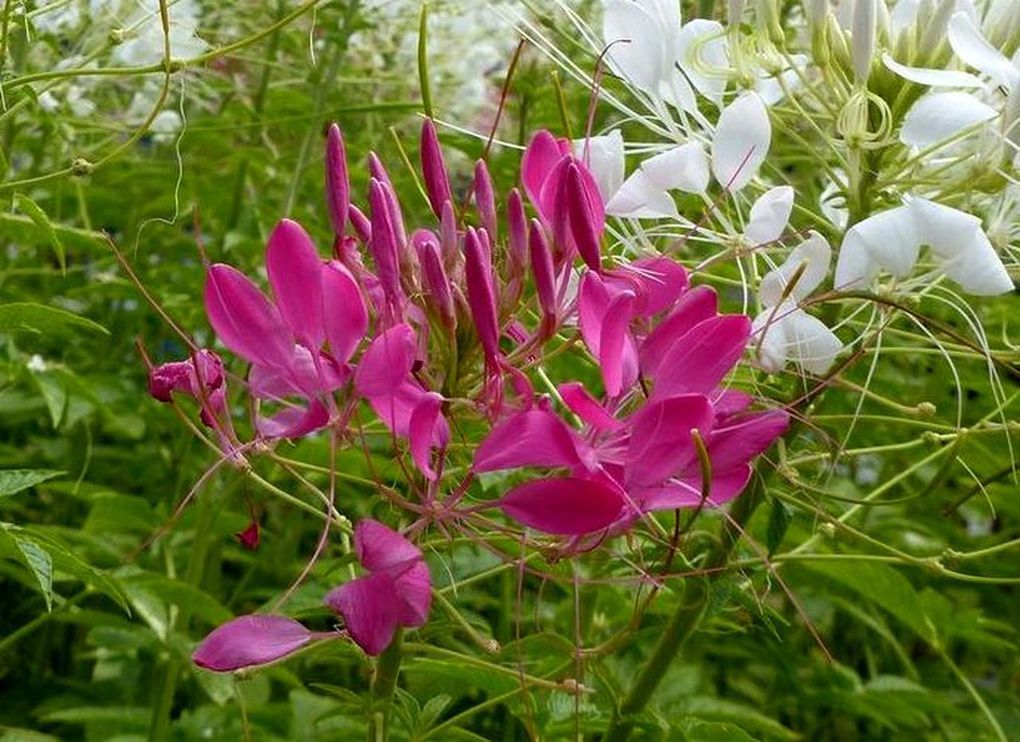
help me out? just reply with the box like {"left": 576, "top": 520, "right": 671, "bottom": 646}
{"left": 324, "top": 520, "right": 431, "bottom": 656}
{"left": 192, "top": 614, "right": 313, "bottom": 672}
{"left": 148, "top": 348, "right": 226, "bottom": 428}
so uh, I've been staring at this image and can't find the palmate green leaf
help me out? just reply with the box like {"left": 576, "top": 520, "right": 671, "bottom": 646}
{"left": 0, "top": 469, "right": 64, "bottom": 498}
{"left": 14, "top": 193, "right": 66, "bottom": 273}
{"left": 0, "top": 303, "right": 108, "bottom": 336}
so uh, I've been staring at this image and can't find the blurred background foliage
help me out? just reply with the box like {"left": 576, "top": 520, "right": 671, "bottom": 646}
{"left": 0, "top": 0, "right": 1018, "bottom": 740}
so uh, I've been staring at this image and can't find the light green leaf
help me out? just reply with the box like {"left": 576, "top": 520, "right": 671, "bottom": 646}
{"left": 0, "top": 469, "right": 64, "bottom": 498}
{"left": 0, "top": 529, "right": 54, "bottom": 611}
{"left": 14, "top": 193, "right": 66, "bottom": 273}
{"left": 0, "top": 303, "right": 108, "bottom": 336}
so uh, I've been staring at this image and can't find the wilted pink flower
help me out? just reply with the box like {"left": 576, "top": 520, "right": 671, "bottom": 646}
{"left": 148, "top": 349, "right": 226, "bottom": 428}
{"left": 193, "top": 614, "right": 313, "bottom": 672}
{"left": 324, "top": 519, "right": 431, "bottom": 656}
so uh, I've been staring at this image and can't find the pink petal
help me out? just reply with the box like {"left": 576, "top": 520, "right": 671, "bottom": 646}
{"left": 192, "top": 615, "right": 311, "bottom": 672}
{"left": 321, "top": 260, "right": 368, "bottom": 364}
{"left": 499, "top": 476, "right": 625, "bottom": 535}
{"left": 366, "top": 381, "right": 450, "bottom": 445}
{"left": 204, "top": 264, "right": 293, "bottom": 369}
{"left": 707, "top": 410, "right": 788, "bottom": 472}
{"left": 257, "top": 399, "right": 330, "bottom": 439}
{"left": 464, "top": 228, "right": 500, "bottom": 359}
{"left": 266, "top": 219, "right": 326, "bottom": 349}
{"left": 148, "top": 349, "right": 224, "bottom": 402}
{"left": 393, "top": 560, "right": 431, "bottom": 627}
{"left": 522, "top": 130, "right": 569, "bottom": 217}
{"left": 625, "top": 394, "right": 714, "bottom": 488}
{"left": 652, "top": 315, "right": 751, "bottom": 399}
{"left": 249, "top": 347, "right": 347, "bottom": 400}
{"left": 473, "top": 408, "right": 596, "bottom": 473}
{"left": 355, "top": 324, "right": 416, "bottom": 398}
{"left": 421, "top": 119, "right": 453, "bottom": 218}
{"left": 599, "top": 290, "right": 637, "bottom": 397}
{"left": 558, "top": 381, "right": 623, "bottom": 432}
{"left": 616, "top": 257, "right": 689, "bottom": 316}
{"left": 545, "top": 156, "right": 575, "bottom": 251}
{"left": 712, "top": 389, "right": 754, "bottom": 417}
{"left": 677, "top": 464, "right": 754, "bottom": 506}
{"left": 325, "top": 123, "right": 350, "bottom": 238}
{"left": 324, "top": 573, "right": 401, "bottom": 656}
{"left": 355, "top": 518, "right": 422, "bottom": 573}
{"left": 640, "top": 285, "right": 718, "bottom": 378}
{"left": 409, "top": 392, "right": 445, "bottom": 480}
{"left": 578, "top": 271, "right": 610, "bottom": 357}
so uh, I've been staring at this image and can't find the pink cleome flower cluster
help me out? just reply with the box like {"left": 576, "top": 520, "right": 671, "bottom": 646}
{"left": 150, "top": 120, "right": 788, "bottom": 668}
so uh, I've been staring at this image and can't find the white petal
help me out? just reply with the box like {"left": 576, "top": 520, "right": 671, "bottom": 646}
{"left": 754, "top": 56, "right": 808, "bottom": 105}
{"left": 675, "top": 19, "right": 728, "bottom": 105}
{"left": 574, "top": 130, "right": 625, "bottom": 202}
{"left": 909, "top": 198, "right": 1013, "bottom": 295}
{"left": 602, "top": 0, "right": 669, "bottom": 97}
{"left": 605, "top": 170, "right": 678, "bottom": 218}
{"left": 760, "top": 231, "right": 832, "bottom": 305}
{"left": 948, "top": 11, "right": 1019, "bottom": 90}
{"left": 834, "top": 231, "right": 880, "bottom": 290}
{"left": 640, "top": 141, "right": 710, "bottom": 193}
{"left": 744, "top": 186, "right": 794, "bottom": 245}
{"left": 900, "top": 91, "right": 997, "bottom": 147}
{"left": 889, "top": 0, "right": 920, "bottom": 39}
{"left": 784, "top": 309, "right": 843, "bottom": 374}
{"left": 843, "top": 205, "right": 920, "bottom": 277}
{"left": 711, "top": 92, "right": 771, "bottom": 192}
{"left": 751, "top": 308, "right": 790, "bottom": 373}
{"left": 882, "top": 53, "right": 984, "bottom": 87}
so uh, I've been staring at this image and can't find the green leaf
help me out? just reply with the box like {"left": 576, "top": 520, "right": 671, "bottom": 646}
{"left": 20, "top": 526, "right": 129, "bottom": 613}
{"left": 0, "top": 469, "right": 64, "bottom": 498}
{"left": 765, "top": 497, "right": 792, "bottom": 556}
{"left": 0, "top": 302, "right": 108, "bottom": 336}
{"left": 14, "top": 193, "right": 66, "bottom": 273}
{"left": 12, "top": 534, "right": 54, "bottom": 611}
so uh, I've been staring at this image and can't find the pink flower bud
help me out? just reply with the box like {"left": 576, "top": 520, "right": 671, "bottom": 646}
{"left": 419, "top": 238, "right": 456, "bottom": 331}
{"left": 464, "top": 227, "right": 500, "bottom": 360}
{"left": 420, "top": 119, "right": 453, "bottom": 218}
{"left": 348, "top": 205, "right": 372, "bottom": 243}
{"left": 368, "top": 178, "right": 403, "bottom": 307}
{"left": 324, "top": 123, "right": 349, "bottom": 239}
{"left": 528, "top": 220, "right": 556, "bottom": 325}
{"left": 565, "top": 162, "right": 603, "bottom": 273}
{"left": 439, "top": 199, "right": 459, "bottom": 269}
{"left": 507, "top": 188, "right": 528, "bottom": 279}
{"left": 473, "top": 160, "right": 497, "bottom": 240}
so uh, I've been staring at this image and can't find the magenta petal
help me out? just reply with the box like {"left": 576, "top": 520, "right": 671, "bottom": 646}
{"left": 204, "top": 264, "right": 293, "bottom": 369}
{"left": 707, "top": 410, "right": 788, "bottom": 472}
{"left": 625, "top": 394, "right": 714, "bottom": 488}
{"left": 421, "top": 119, "right": 454, "bottom": 218}
{"left": 355, "top": 324, "right": 416, "bottom": 398}
{"left": 192, "top": 615, "right": 311, "bottom": 672}
{"left": 623, "top": 257, "right": 689, "bottom": 316}
{"left": 522, "top": 130, "right": 569, "bottom": 217}
{"left": 393, "top": 560, "right": 432, "bottom": 627}
{"left": 325, "top": 123, "right": 350, "bottom": 239}
{"left": 712, "top": 389, "right": 754, "bottom": 417}
{"left": 321, "top": 260, "right": 368, "bottom": 364}
{"left": 578, "top": 271, "right": 610, "bottom": 357}
{"left": 473, "top": 408, "right": 596, "bottom": 473}
{"left": 266, "top": 219, "right": 326, "bottom": 349}
{"left": 149, "top": 349, "right": 224, "bottom": 402}
{"left": 679, "top": 464, "right": 754, "bottom": 506}
{"left": 248, "top": 347, "right": 346, "bottom": 400}
{"left": 324, "top": 573, "right": 401, "bottom": 656}
{"left": 652, "top": 315, "right": 751, "bottom": 399}
{"left": 640, "top": 286, "right": 718, "bottom": 378}
{"left": 409, "top": 392, "right": 445, "bottom": 480}
{"left": 258, "top": 399, "right": 330, "bottom": 439}
{"left": 355, "top": 519, "right": 422, "bottom": 573}
{"left": 500, "top": 477, "right": 625, "bottom": 535}
{"left": 558, "top": 381, "right": 624, "bottom": 432}
{"left": 599, "top": 290, "right": 637, "bottom": 397}
{"left": 634, "top": 481, "right": 705, "bottom": 511}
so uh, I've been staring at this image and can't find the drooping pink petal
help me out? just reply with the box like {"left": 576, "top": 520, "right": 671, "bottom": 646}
{"left": 499, "top": 476, "right": 625, "bottom": 535}
{"left": 321, "top": 261, "right": 368, "bottom": 364}
{"left": 192, "top": 615, "right": 311, "bottom": 672}
{"left": 421, "top": 119, "right": 454, "bottom": 218}
{"left": 640, "top": 286, "right": 719, "bottom": 378}
{"left": 677, "top": 464, "right": 754, "bottom": 506}
{"left": 706, "top": 410, "right": 788, "bottom": 472}
{"left": 545, "top": 156, "right": 575, "bottom": 251}
{"left": 558, "top": 381, "right": 624, "bottom": 432}
{"left": 474, "top": 160, "right": 498, "bottom": 240}
{"left": 652, "top": 315, "right": 751, "bottom": 399}
{"left": 473, "top": 408, "right": 596, "bottom": 473}
{"left": 578, "top": 271, "right": 610, "bottom": 357}
{"left": 521, "top": 130, "right": 570, "bottom": 216}
{"left": 257, "top": 399, "right": 330, "bottom": 439}
{"left": 324, "top": 573, "right": 401, "bottom": 656}
{"left": 618, "top": 257, "right": 689, "bottom": 316}
{"left": 366, "top": 380, "right": 450, "bottom": 445}
{"left": 625, "top": 394, "right": 714, "bottom": 488}
{"left": 204, "top": 264, "right": 294, "bottom": 369}
{"left": 408, "top": 392, "right": 445, "bottom": 480}
{"left": 325, "top": 123, "right": 350, "bottom": 239}
{"left": 354, "top": 518, "right": 423, "bottom": 573}
{"left": 565, "top": 162, "right": 604, "bottom": 272}
{"left": 266, "top": 219, "right": 326, "bottom": 349}
{"left": 392, "top": 560, "right": 431, "bottom": 627}
{"left": 464, "top": 228, "right": 500, "bottom": 359}
{"left": 599, "top": 290, "right": 637, "bottom": 397}
{"left": 354, "top": 324, "right": 417, "bottom": 398}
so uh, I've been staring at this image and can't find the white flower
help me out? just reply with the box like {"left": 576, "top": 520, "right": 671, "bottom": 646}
{"left": 753, "top": 231, "right": 843, "bottom": 374}
{"left": 26, "top": 355, "right": 47, "bottom": 373}
{"left": 834, "top": 197, "right": 1013, "bottom": 295}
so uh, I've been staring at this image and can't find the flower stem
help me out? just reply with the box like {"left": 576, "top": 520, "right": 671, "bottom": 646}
{"left": 368, "top": 628, "right": 404, "bottom": 741}
{"left": 600, "top": 482, "right": 765, "bottom": 742}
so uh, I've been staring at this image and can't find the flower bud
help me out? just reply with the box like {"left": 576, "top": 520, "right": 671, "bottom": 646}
{"left": 506, "top": 188, "right": 528, "bottom": 290}
{"left": 324, "top": 123, "right": 349, "bottom": 239}
{"left": 349, "top": 204, "right": 372, "bottom": 243}
{"left": 464, "top": 227, "right": 500, "bottom": 360}
{"left": 564, "top": 163, "right": 603, "bottom": 273}
{"left": 420, "top": 119, "right": 453, "bottom": 218}
{"left": 852, "top": 0, "right": 876, "bottom": 83}
{"left": 473, "top": 160, "right": 497, "bottom": 241}
{"left": 755, "top": 0, "right": 783, "bottom": 46}
{"left": 419, "top": 238, "right": 456, "bottom": 332}
{"left": 439, "top": 199, "right": 459, "bottom": 269}
{"left": 368, "top": 179, "right": 403, "bottom": 306}
{"left": 528, "top": 219, "right": 556, "bottom": 331}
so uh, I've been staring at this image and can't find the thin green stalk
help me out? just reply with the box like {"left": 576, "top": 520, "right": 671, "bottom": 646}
{"left": 368, "top": 629, "right": 403, "bottom": 741}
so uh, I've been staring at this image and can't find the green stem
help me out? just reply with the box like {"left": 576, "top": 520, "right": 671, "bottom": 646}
{"left": 368, "top": 628, "right": 404, "bottom": 741}
{"left": 601, "top": 480, "right": 765, "bottom": 741}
